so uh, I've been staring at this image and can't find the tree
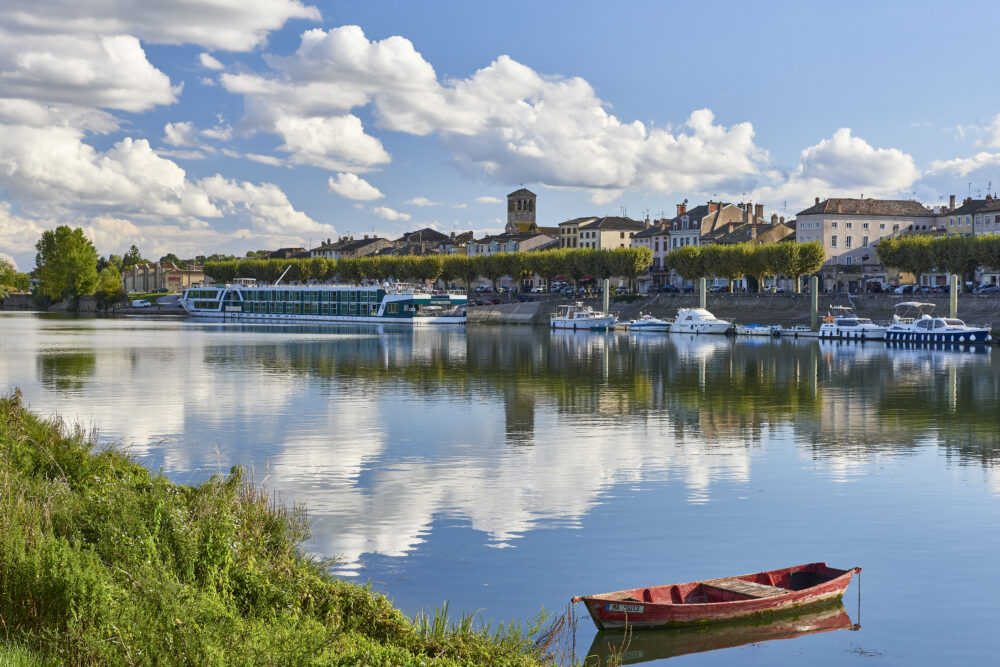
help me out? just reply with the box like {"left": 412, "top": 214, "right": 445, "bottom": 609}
{"left": 931, "top": 235, "right": 978, "bottom": 284}
{"left": 744, "top": 245, "right": 777, "bottom": 293}
{"left": 309, "top": 257, "right": 329, "bottom": 284}
{"left": 610, "top": 247, "right": 652, "bottom": 292}
{"left": 94, "top": 266, "right": 124, "bottom": 308}
{"left": 664, "top": 245, "right": 705, "bottom": 284}
{"left": 122, "top": 244, "right": 145, "bottom": 268}
{"left": 35, "top": 226, "right": 99, "bottom": 301}
{"left": 792, "top": 242, "right": 825, "bottom": 292}
{"left": 0, "top": 258, "right": 29, "bottom": 298}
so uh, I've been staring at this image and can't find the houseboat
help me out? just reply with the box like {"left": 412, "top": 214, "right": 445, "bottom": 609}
{"left": 817, "top": 306, "right": 886, "bottom": 340}
{"left": 179, "top": 284, "right": 467, "bottom": 325}
{"left": 884, "top": 302, "right": 991, "bottom": 345}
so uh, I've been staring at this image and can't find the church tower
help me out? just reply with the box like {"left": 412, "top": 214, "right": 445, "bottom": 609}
{"left": 506, "top": 188, "right": 536, "bottom": 234}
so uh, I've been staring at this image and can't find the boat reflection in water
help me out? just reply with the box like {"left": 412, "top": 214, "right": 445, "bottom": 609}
{"left": 584, "top": 602, "right": 858, "bottom": 665}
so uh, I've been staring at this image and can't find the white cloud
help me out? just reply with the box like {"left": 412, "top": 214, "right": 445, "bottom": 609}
{"left": 975, "top": 114, "right": 1000, "bottom": 149}
{"left": 0, "top": 201, "right": 46, "bottom": 259}
{"left": 928, "top": 152, "right": 1000, "bottom": 178}
{"left": 0, "top": 32, "right": 180, "bottom": 113}
{"left": 199, "top": 53, "right": 225, "bottom": 70}
{"left": 371, "top": 206, "right": 410, "bottom": 221}
{"left": 246, "top": 153, "right": 287, "bottom": 167}
{"left": 163, "top": 121, "right": 199, "bottom": 146}
{"left": 403, "top": 196, "right": 438, "bottom": 206}
{"left": 201, "top": 123, "right": 233, "bottom": 141}
{"left": 327, "top": 173, "right": 383, "bottom": 200}
{"left": 452, "top": 203, "right": 467, "bottom": 209}
{"left": 0, "top": 1, "right": 321, "bottom": 52}
{"left": 475, "top": 196, "right": 502, "bottom": 204}
{"left": 222, "top": 27, "right": 771, "bottom": 199}
{"left": 753, "top": 128, "right": 920, "bottom": 211}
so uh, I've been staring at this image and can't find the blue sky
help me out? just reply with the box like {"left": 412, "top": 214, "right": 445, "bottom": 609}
{"left": 3, "top": 0, "right": 1000, "bottom": 270}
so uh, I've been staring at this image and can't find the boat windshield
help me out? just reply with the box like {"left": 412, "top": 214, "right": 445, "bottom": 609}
{"left": 944, "top": 319, "right": 966, "bottom": 326}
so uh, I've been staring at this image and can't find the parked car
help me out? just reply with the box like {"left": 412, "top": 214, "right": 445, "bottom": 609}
{"left": 893, "top": 284, "right": 916, "bottom": 294}
{"left": 659, "top": 284, "right": 680, "bottom": 293}
{"left": 131, "top": 299, "right": 151, "bottom": 307}
{"left": 516, "top": 294, "right": 534, "bottom": 302}
{"left": 976, "top": 283, "right": 999, "bottom": 294}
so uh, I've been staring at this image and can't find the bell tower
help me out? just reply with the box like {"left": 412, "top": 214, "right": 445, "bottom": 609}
{"left": 506, "top": 188, "right": 536, "bottom": 233}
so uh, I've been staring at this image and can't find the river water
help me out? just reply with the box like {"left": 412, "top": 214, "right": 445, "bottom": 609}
{"left": 1, "top": 312, "right": 998, "bottom": 665}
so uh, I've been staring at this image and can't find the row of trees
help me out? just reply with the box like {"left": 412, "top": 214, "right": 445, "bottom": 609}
{"left": 875, "top": 234, "right": 1000, "bottom": 284}
{"left": 205, "top": 247, "right": 655, "bottom": 291}
{"left": 663, "top": 241, "right": 826, "bottom": 292}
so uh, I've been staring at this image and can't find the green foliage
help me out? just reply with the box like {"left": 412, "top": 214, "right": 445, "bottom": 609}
{"left": 34, "top": 226, "right": 99, "bottom": 301}
{"left": 0, "top": 258, "right": 30, "bottom": 298}
{"left": 665, "top": 241, "right": 821, "bottom": 293}
{"left": 0, "top": 392, "right": 559, "bottom": 666}
{"left": 94, "top": 266, "right": 124, "bottom": 308}
{"left": 121, "top": 244, "right": 145, "bottom": 269}
{"left": 664, "top": 245, "right": 705, "bottom": 281}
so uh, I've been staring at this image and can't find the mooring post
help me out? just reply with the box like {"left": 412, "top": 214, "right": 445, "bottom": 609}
{"left": 810, "top": 276, "right": 819, "bottom": 331}
{"left": 603, "top": 278, "right": 610, "bottom": 314}
{"left": 699, "top": 277, "right": 707, "bottom": 309}
{"left": 950, "top": 274, "right": 959, "bottom": 318}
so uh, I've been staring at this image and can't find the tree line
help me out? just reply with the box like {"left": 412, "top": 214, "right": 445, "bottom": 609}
{"left": 662, "top": 241, "right": 826, "bottom": 292}
{"left": 204, "top": 247, "right": 654, "bottom": 291}
{"left": 875, "top": 233, "right": 1000, "bottom": 284}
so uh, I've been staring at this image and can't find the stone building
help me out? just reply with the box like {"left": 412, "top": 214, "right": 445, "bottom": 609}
{"left": 121, "top": 262, "right": 205, "bottom": 293}
{"left": 506, "top": 188, "right": 536, "bottom": 233}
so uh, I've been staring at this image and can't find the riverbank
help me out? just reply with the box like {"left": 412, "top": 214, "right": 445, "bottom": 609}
{"left": 0, "top": 391, "right": 562, "bottom": 666}
{"left": 468, "top": 293, "right": 1000, "bottom": 331}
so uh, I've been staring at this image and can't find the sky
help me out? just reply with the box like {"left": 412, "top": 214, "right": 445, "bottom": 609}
{"left": 3, "top": 0, "right": 1000, "bottom": 271}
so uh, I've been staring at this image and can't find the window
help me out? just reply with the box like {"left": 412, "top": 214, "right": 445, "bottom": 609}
{"left": 880, "top": 223, "right": 886, "bottom": 230}
{"left": 846, "top": 222, "right": 853, "bottom": 229}
{"left": 620, "top": 232, "right": 625, "bottom": 239}
{"left": 862, "top": 222, "right": 869, "bottom": 230}
{"left": 863, "top": 236, "right": 869, "bottom": 247}
{"left": 831, "top": 222, "right": 838, "bottom": 229}
{"left": 845, "top": 256, "right": 853, "bottom": 265}
{"left": 966, "top": 215, "right": 972, "bottom": 225}
{"left": 831, "top": 235, "right": 838, "bottom": 248}
{"left": 893, "top": 224, "right": 900, "bottom": 232}
{"left": 846, "top": 236, "right": 853, "bottom": 248}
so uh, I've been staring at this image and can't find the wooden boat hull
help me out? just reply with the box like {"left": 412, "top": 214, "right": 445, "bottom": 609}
{"left": 572, "top": 562, "right": 860, "bottom": 630}
{"left": 585, "top": 601, "right": 856, "bottom": 664}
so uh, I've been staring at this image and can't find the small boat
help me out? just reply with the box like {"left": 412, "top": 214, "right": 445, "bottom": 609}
{"left": 550, "top": 302, "right": 616, "bottom": 330}
{"left": 735, "top": 323, "right": 776, "bottom": 336}
{"left": 572, "top": 562, "right": 860, "bottom": 630}
{"left": 626, "top": 313, "right": 671, "bottom": 332}
{"left": 669, "top": 308, "right": 733, "bottom": 335}
{"left": 818, "top": 306, "right": 886, "bottom": 340}
{"left": 884, "top": 302, "right": 991, "bottom": 345}
{"left": 585, "top": 601, "right": 858, "bottom": 664}
{"left": 775, "top": 324, "right": 818, "bottom": 338}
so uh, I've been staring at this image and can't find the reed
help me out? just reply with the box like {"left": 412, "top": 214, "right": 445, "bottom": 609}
{"left": 0, "top": 390, "right": 569, "bottom": 666}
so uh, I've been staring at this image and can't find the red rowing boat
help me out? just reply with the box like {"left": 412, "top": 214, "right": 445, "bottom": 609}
{"left": 572, "top": 562, "right": 860, "bottom": 630}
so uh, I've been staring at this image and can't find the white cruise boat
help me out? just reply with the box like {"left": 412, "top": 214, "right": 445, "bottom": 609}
{"left": 669, "top": 308, "right": 733, "bottom": 334}
{"left": 817, "top": 306, "right": 886, "bottom": 340}
{"left": 735, "top": 323, "right": 777, "bottom": 336}
{"left": 884, "top": 302, "right": 991, "bottom": 345}
{"left": 625, "top": 313, "right": 671, "bottom": 332}
{"left": 550, "top": 302, "right": 616, "bottom": 330}
{"left": 179, "top": 283, "right": 467, "bottom": 325}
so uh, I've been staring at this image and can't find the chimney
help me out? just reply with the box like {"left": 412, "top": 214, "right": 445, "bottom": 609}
{"left": 949, "top": 194, "right": 956, "bottom": 210}
{"left": 836, "top": 201, "right": 843, "bottom": 214}
{"left": 771, "top": 213, "right": 778, "bottom": 225}
{"left": 742, "top": 203, "right": 750, "bottom": 223}
{"left": 450, "top": 230, "right": 455, "bottom": 239}
{"left": 644, "top": 215, "right": 651, "bottom": 229}
{"left": 364, "top": 234, "right": 369, "bottom": 239}
{"left": 755, "top": 203, "right": 764, "bottom": 222}
{"left": 779, "top": 216, "right": 785, "bottom": 225}
{"left": 815, "top": 197, "right": 820, "bottom": 205}
{"left": 677, "top": 202, "right": 686, "bottom": 216}
{"left": 708, "top": 200, "right": 718, "bottom": 214}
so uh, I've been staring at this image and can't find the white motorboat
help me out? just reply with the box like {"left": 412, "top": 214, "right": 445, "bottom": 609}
{"left": 775, "top": 325, "right": 818, "bottom": 338}
{"left": 550, "top": 302, "right": 616, "bottom": 330}
{"left": 626, "top": 313, "right": 671, "bottom": 332}
{"left": 735, "top": 323, "right": 777, "bottom": 336}
{"left": 884, "top": 302, "right": 991, "bottom": 345}
{"left": 670, "top": 308, "right": 733, "bottom": 335}
{"left": 817, "top": 306, "right": 886, "bottom": 340}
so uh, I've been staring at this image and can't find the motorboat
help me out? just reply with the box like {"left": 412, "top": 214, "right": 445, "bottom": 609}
{"left": 550, "top": 302, "right": 616, "bottom": 330}
{"left": 573, "top": 562, "right": 860, "bottom": 630}
{"left": 625, "top": 313, "right": 671, "bottom": 332}
{"left": 775, "top": 325, "right": 819, "bottom": 338}
{"left": 670, "top": 308, "right": 733, "bottom": 335}
{"left": 817, "top": 306, "right": 886, "bottom": 340}
{"left": 735, "top": 323, "right": 777, "bottom": 336}
{"left": 884, "top": 302, "right": 991, "bottom": 345}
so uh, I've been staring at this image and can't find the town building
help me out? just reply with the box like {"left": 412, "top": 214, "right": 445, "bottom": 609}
{"left": 310, "top": 235, "right": 391, "bottom": 260}
{"left": 467, "top": 232, "right": 557, "bottom": 257}
{"left": 266, "top": 247, "right": 309, "bottom": 259}
{"left": 574, "top": 216, "right": 647, "bottom": 249}
{"left": 122, "top": 262, "right": 205, "bottom": 293}
{"left": 558, "top": 217, "right": 598, "bottom": 248}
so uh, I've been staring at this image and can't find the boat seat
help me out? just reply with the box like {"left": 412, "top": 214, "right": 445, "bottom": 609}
{"left": 703, "top": 577, "right": 789, "bottom": 598}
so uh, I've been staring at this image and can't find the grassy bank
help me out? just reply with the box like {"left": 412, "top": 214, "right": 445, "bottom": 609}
{"left": 0, "top": 391, "right": 566, "bottom": 665}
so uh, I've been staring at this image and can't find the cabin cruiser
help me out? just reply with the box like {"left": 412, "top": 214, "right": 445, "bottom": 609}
{"left": 735, "top": 323, "right": 777, "bottom": 336}
{"left": 550, "top": 302, "right": 616, "bottom": 330}
{"left": 884, "top": 302, "right": 991, "bottom": 345}
{"left": 625, "top": 313, "right": 671, "bottom": 332}
{"left": 817, "top": 306, "right": 886, "bottom": 340}
{"left": 669, "top": 308, "right": 733, "bottom": 334}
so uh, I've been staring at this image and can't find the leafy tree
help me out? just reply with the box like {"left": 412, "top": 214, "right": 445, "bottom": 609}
{"left": 610, "top": 247, "right": 653, "bottom": 292}
{"left": 449, "top": 255, "right": 480, "bottom": 291}
{"left": 883, "top": 235, "right": 933, "bottom": 284}
{"left": 122, "top": 244, "right": 145, "bottom": 268}
{"left": 744, "top": 245, "right": 777, "bottom": 293}
{"left": 0, "top": 258, "right": 29, "bottom": 298}
{"left": 792, "top": 242, "right": 825, "bottom": 292}
{"left": 309, "top": 257, "right": 329, "bottom": 283}
{"left": 931, "top": 235, "right": 978, "bottom": 283}
{"left": 664, "top": 245, "right": 704, "bottom": 283}
{"left": 479, "top": 254, "right": 508, "bottom": 292}
{"left": 94, "top": 266, "right": 124, "bottom": 308}
{"left": 34, "top": 226, "right": 99, "bottom": 301}
{"left": 413, "top": 256, "right": 444, "bottom": 285}
{"left": 975, "top": 234, "right": 1000, "bottom": 272}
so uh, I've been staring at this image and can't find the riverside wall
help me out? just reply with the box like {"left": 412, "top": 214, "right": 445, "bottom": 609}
{"left": 467, "top": 293, "right": 1000, "bottom": 330}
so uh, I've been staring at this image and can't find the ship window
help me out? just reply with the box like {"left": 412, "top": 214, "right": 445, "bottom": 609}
{"left": 917, "top": 320, "right": 932, "bottom": 329}
{"left": 388, "top": 304, "right": 398, "bottom": 314}
{"left": 932, "top": 319, "right": 945, "bottom": 329}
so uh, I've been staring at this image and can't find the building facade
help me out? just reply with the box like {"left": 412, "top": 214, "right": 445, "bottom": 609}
{"left": 122, "top": 262, "right": 205, "bottom": 293}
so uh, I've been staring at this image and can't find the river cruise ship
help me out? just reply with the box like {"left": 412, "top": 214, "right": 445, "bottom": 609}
{"left": 179, "top": 284, "right": 467, "bottom": 325}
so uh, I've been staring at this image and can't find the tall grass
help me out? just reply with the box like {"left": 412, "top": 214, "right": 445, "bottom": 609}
{"left": 0, "top": 390, "right": 567, "bottom": 665}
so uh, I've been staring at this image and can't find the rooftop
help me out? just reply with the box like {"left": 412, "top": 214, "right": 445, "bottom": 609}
{"left": 797, "top": 198, "right": 934, "bottom": 217}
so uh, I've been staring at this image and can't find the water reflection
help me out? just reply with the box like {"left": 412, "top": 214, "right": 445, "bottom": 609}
{"left": 37, "top": 351, "right": 96, "bottom": 391}
{"left": 584, "top": 602, "right": 858, "bottom": 664}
